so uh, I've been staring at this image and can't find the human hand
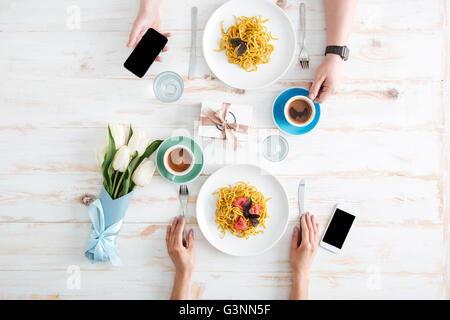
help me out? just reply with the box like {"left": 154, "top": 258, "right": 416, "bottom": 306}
{"left": 290, "top": 212, "right": 319, "bottom": 278}
{"left": 166, "top": 216, "right": 195, "bottom": 277}
{"left": 127, "top": 4, "right": 170, "bottom": 62}
{"left": 308, "top": 54, "right": 343, "bottom": 103}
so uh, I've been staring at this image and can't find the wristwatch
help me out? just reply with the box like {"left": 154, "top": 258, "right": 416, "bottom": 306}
{"left": 325, "top": 45, "right": 349, "bottom": 61}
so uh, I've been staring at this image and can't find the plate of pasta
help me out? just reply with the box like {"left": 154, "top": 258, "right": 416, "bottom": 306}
{"left": 202, "top": 0, "right": 296, "bottom": 90}
{"left": 196, "top": 164, "right": 289, "bottom": 256}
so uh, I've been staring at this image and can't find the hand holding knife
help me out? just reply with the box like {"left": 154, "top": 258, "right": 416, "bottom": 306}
{"left": 297, "top": 179, "right": 306, "bottom": 245}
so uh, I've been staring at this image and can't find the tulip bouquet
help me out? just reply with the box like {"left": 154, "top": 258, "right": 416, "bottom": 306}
{"left": 85, "top": 124, "right": 162, "bottom": 266}
{"left": 96, "top": 124, "right": 162, "bottom": 198}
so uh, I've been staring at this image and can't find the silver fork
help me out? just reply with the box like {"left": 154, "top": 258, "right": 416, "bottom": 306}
{"left": 298, "top": 3, "right": 309, "bottom": 69}
{"left": 179, "top": 184, "right": 189, "bottom": 246}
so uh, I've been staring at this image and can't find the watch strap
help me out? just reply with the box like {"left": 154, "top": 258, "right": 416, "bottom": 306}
{"left": 325, "top": 45, "right": 349, "bottom": 61}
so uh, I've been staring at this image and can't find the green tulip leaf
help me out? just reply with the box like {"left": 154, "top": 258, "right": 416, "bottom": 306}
{"left": 118, "top": 151, "right": 139, "bottom": 198}
{"left": 101, "top": 126, "right": 116, "bottom": 195}
{"left": 135, "top": 140, "right": 163, "bottom": 169}
{"left": 130, "top": 139, "right": 162, "bottom": 190}
{"left": 128, "top": 125, "right": 133, "bottom": 144}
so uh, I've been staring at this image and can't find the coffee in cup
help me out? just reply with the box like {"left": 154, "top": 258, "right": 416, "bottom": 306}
{"left": 163, "top": 145, "right": 194, "bottom": 176}
{"left": 284, "top": 95, "right": 315, "bottom": 127}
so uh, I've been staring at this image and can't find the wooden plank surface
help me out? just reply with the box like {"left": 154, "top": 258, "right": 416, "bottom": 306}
{"left": 0, "top": 0, "right": 448, "bottom": 299}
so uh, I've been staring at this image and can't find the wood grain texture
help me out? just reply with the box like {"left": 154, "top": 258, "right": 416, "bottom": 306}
{"left": 0, "top": 0, "right": 448, "bottom": 299}
{"left": 443, "top": 0, "right": 450, "bottom": 299}
{"left": 0, "top": 174, "right": 441, "bottom": 224}
{"left": 0, "top": 222, "right": 444, "bottom": 299}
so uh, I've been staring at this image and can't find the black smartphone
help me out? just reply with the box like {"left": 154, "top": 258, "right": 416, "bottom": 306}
{"left": 124, "top": 28, "right": 168, "bottom": 78}
{"left": 320, "top": 206, "right": 356, "bottom": 253}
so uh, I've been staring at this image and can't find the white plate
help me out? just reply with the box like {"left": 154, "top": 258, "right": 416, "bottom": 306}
{"left": 202, "top": 0, "right": 296, "bottom": 90}
{"left": 196, "top": 164, "right": 289, "bottom": 256}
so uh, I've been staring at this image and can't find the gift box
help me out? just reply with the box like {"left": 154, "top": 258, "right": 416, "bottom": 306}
{"left": 198, "top": 101, "right": 253, "bottom": 147}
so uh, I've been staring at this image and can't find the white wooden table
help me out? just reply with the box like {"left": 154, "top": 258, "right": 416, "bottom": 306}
{"left": 0, "top": 0, "right": 449, "bottom": 299}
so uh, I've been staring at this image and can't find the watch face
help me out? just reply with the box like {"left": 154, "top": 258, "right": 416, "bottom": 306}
{"left": 342, "top": 47, "right": 349, "bottom": 61}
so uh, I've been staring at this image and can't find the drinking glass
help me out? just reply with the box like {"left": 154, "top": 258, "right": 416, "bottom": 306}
{"left": 261, "top": 134, "right": 289, "bottom": 162}
{"left": 153, "top": 71, "right": 184, "bottom": 103}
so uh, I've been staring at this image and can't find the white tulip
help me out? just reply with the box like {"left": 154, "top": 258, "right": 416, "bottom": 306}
{"left": 127, "top": 129, "right": 149, "bottom": 157}
{"left": 132, "top": 158, "right": 156, "bottom": 187}
{"left": 95, "top": 131, "right": 110, "bottom": 168}
{"left": 112, "top": 146, "right": 132, "bottom": 172}
{"left": 109, "top": 123, "right": 129, "bottom": 149}
{"left": 95, "top": 143, "right": 108, "bottom": 168}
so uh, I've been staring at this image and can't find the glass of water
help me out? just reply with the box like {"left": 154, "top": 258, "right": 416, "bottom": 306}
{"left": 153, "top": 71, "right": 184, "bottom": 103}
{"left": 261, "top": 134, "right": 289, "bottom": 162}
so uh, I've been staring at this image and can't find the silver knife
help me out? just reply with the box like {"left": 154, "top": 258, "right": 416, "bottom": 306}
{"left": 188, "top": 7, "right": 198, "bottom": 80}
{"left": 298, "top": 179, "right": 306, "bottom": 245}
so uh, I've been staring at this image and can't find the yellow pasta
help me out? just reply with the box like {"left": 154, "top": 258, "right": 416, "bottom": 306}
{"left": 216, "top": 15, "right": 277, "bottom": 72}
{"left": 214, "top": 182, "right": 271, "bottom": 239}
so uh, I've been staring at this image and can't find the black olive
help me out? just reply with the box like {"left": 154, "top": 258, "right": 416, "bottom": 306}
{"left": 229, "top": 38, "right": 243, "bottom": 46}
{"left": 250, "top": 218, "right": 259, "bottom": 227}
{"left": 243, "top": 198, "right": 252, "bottom": 218}
{"left": 236, "top": 42, "right": 247, "bottom": 57}
{"left": 248, "top": 214, "right": 259, "bottom": 219}
{"left": 243, "top": 198, "right": 252, "bottom": 210}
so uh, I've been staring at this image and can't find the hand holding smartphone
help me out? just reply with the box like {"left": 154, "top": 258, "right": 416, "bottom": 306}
{"left": 124, "top": 28, "right": 168, "bottom": 78}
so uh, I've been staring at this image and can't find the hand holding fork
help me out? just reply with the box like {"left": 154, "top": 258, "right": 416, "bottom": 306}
{"left": 179, "top": 184, "right": 189, "bottom": 247}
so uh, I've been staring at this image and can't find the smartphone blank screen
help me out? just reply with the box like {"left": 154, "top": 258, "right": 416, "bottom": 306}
{"left": 322, "top": 209, "right": 355, "bottom": 249}
{"left": 124, "top": 28, "right": 168, "bottom": 78}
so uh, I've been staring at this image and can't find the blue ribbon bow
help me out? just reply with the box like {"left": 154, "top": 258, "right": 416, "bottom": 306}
{"left": 85, "top": 199, "right": 123, "bottom": 266}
